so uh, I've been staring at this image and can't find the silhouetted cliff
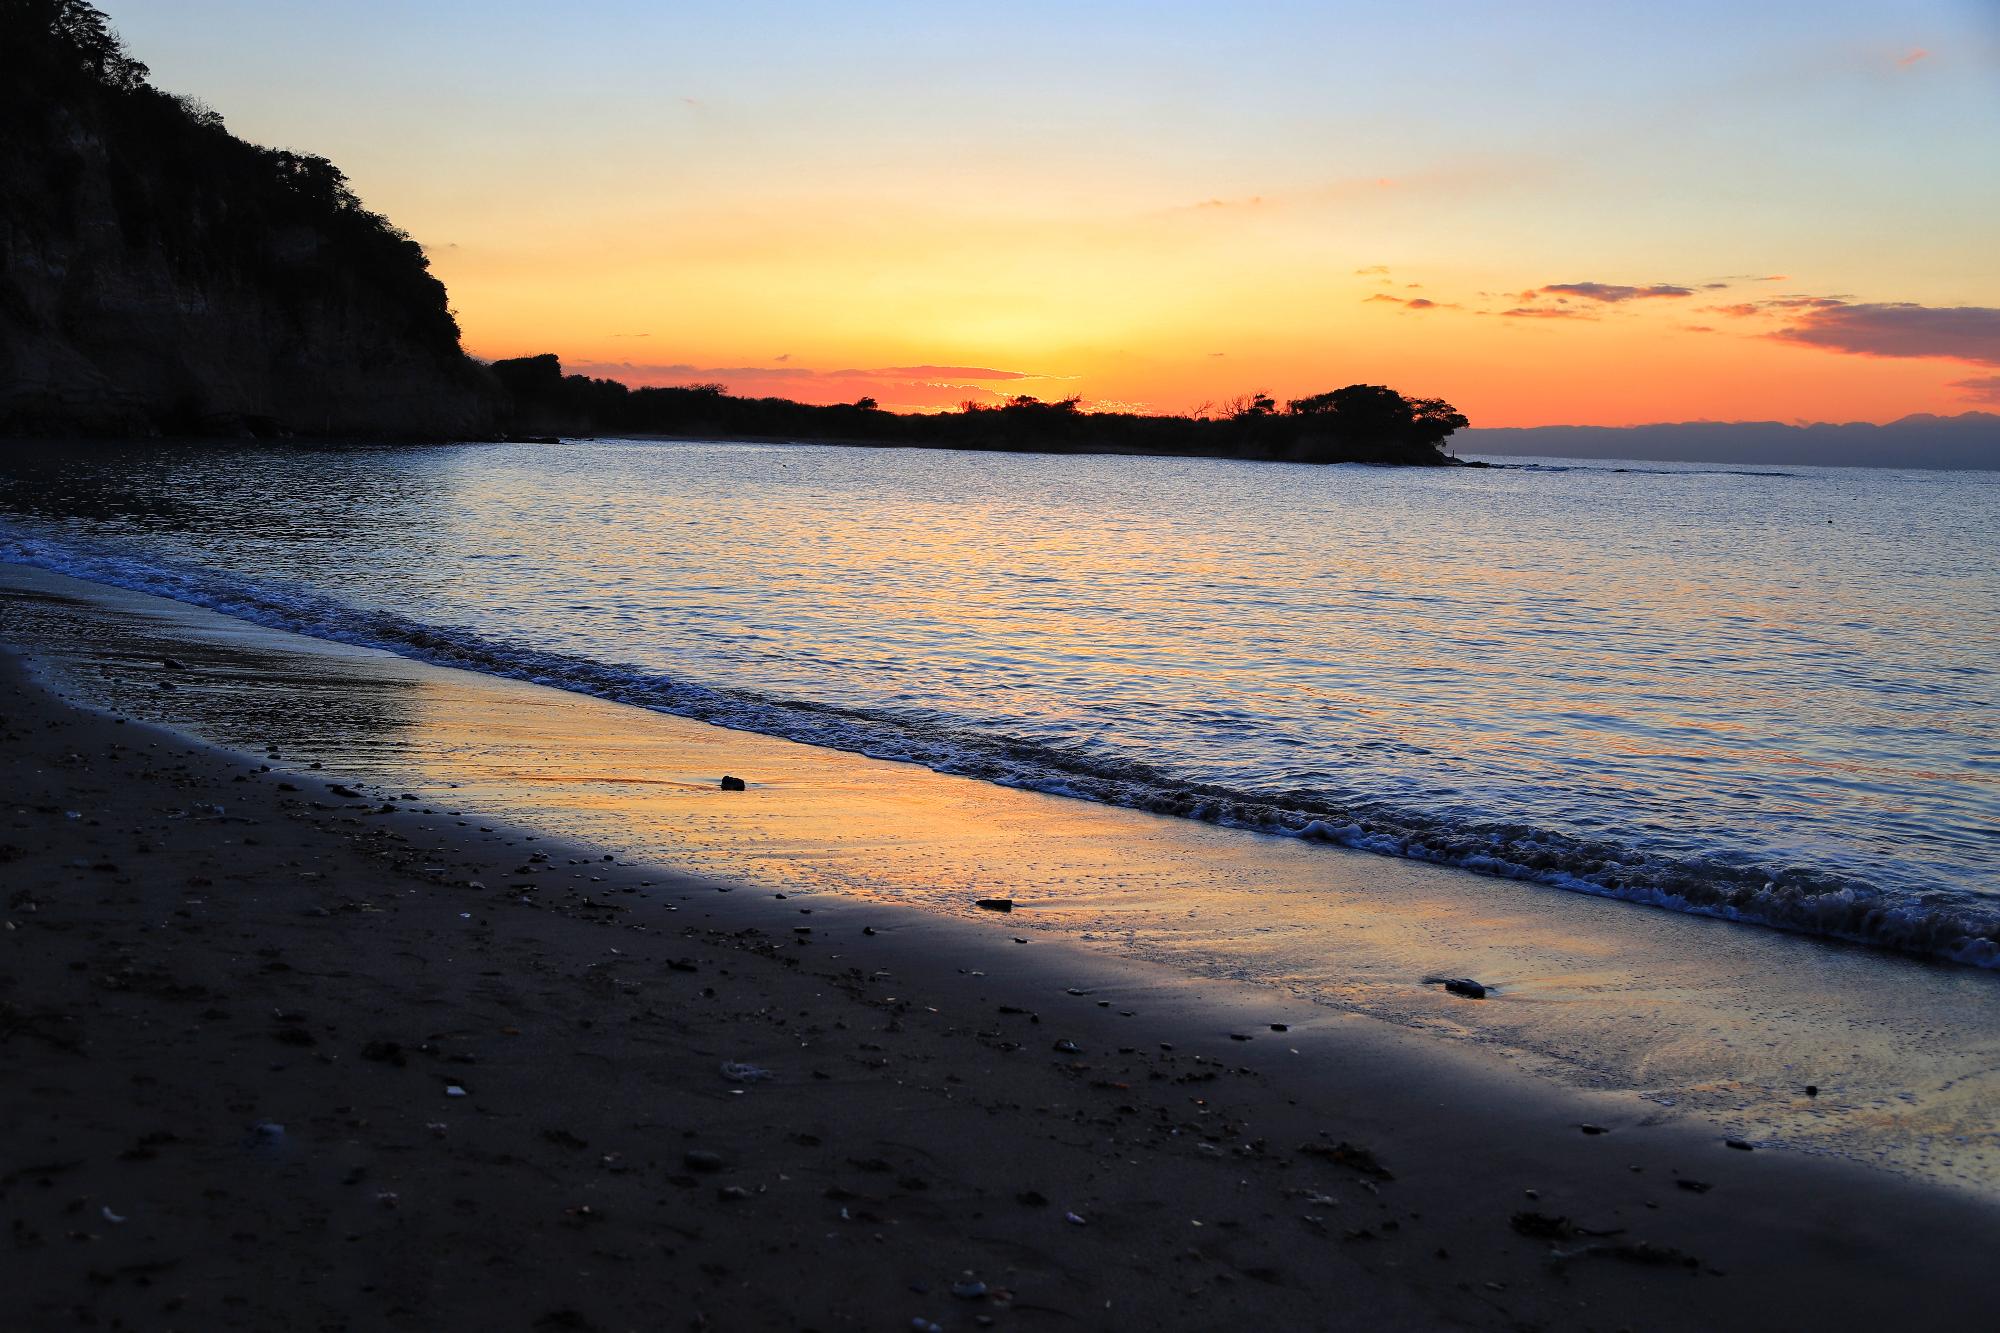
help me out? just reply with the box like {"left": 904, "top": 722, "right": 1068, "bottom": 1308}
{"left": 0, "top": 1, "right": 498, "bottom": 438}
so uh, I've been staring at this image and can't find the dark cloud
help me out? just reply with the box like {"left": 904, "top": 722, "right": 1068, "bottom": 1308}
{"left": 1769, "top": 302, "right": 2000, "bottom": 366}
{"left": 1539, "top": 281, "right": 1696, "bottom": 302}
{"left": 1952, "top": 374, "right": 2000, "bottom": 403}
{"left": 1500, "top": 306, "right": 1594, "bottom": 319}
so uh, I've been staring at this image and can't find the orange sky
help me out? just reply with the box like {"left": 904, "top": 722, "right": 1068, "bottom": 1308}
{"left": 111, "top": 1, "right": 2000, "bottom": 426}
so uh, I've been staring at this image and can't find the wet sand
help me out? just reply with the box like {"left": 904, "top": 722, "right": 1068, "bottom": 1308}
{"left": 4, "top": 581, "right": 1999, "bottom": 1329}
{"left": 6, "top": 562, "right": 1999, "bottom": 1193}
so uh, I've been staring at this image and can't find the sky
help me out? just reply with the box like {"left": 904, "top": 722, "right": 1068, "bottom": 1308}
{"left": 105, "top": 1, "right": 2000, "bottom": 425}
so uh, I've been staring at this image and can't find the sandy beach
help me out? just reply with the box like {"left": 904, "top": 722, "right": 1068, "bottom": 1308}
{"left": 6, "top": 582, "right": 1999, "bottom": 1331}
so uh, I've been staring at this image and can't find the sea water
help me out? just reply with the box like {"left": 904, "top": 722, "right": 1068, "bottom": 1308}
{"left": 1, "top": 438, "right": 1994, "bottom": 963}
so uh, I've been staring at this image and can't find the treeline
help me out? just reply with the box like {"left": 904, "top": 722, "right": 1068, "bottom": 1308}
{"left": 491, "top": 355, "right": 1470, "bottom": 465}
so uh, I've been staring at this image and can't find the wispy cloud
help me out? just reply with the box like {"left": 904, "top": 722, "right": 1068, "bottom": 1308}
{"left": 1950, "top": 374, "right": 2000, "bottom": 404}
{"left": 866, "top": 364, "right": 1044, "bottom": 380}
{"left": 1500, "top": 306, "right": 1595, "bottom": 320}
{"left": 1539, "top": 281, "right": 1696, "bottom": 303}
{"left": 1363, "top": 293, "right": 1454, "bottom": 311}
{"left": 1710, "top": 296, "right": 1845, "bottom": 318}
{"left": 1897, "top": 48, "right": 1931, "bottom": 68}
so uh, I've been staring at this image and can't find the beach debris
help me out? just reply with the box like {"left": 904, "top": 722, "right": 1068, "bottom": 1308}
{"left": 950, "top": 1280, "right": 989, "bottom": 1300}
{"left": 444, "top": 1084, "right": 468, "bottom": 1098}
{"left": 1270, "top": 1023, "right": 1290, "bottom": 1032}
{"left": 1579, "top": 1123, "right": 1610, "bottom": 1135}
{"left": 683, "top": 1150, "right": 725, "bottom": 1173}
{"left": 911, "top": 1321, "right": 943, "bottom": 1333}
{"left": 1676, "top": 1179, "right": 1712, "bottom": 1194}
{"left": 1064, "top": 1210, "right": 1088, "bottom": 1225}
{"left": 719, "top": 775, "right": 747, "bottom": 791}
{"left": 1427, "top": 976, "right": 1489, "bottom": 999}
{"left": 1550, "top": 1240, "right": 1700, "bottom": 1269}
{"left": 716, "top": 1185, "right": 751, "bottom": 1202}
{"left": 1297, "top": 1140, "right": 1394, "bottom": 1179}
{"left": 1052, "top": 1039, "right": 1081, "bottom": 1054}
{"left": 160, "top": 658, "right": 188, "bottom": 671}
{"left": 1510, "top": 1211, "right": 1624, "bottom": 1240}
{"left": 245, "top": 1121, "right": 286, "bottom": 1149}
{"left": 1724, "top": 1137, "right": 1754, "bottom": 1151}
{"left": 100, "top": 1206, "right": 127, "bottom": 1224}
{"left": 1016, "top": 1190, "right": 1049, "bottom": 1207}
{"left": 1804, "top": 1084, "right": 1819, "bottom": 1097}
{"left": 542, "top": 1128, "right": 588, "bottom": 1150}
{"left": 1229, "top": 1033, "right": 1253, "bottom": 1041}
{"left": 975, "top": 898, "right": 1014, "bottom": 912}
{"left": 719, "top": 1060, "right": 773, "bottom": 1083}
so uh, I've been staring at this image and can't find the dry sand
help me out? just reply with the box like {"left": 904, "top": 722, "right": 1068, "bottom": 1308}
{"left": 4, "top": 645, "right": 1997, "bottom": 1331}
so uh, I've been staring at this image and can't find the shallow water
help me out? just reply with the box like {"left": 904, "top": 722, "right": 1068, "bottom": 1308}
{"left": 7, "top": 563, "right": 1999, "bottom": 1194}
{"left": 0, "top": 439, "right": 1995, "bottom": 963}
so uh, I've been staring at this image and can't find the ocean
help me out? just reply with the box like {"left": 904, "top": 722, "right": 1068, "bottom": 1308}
{"left": 2, "top": 437, "right": 1995, "bottom": 965}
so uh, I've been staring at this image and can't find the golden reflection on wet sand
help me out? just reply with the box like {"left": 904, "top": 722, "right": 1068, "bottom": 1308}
{"left": 7, "top": 561, "right": 1998, "bottom": 1194}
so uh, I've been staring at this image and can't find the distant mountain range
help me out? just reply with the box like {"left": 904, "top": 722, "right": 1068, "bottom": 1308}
{"left": 1458, "top": 412, "right": 2000, "bottom": 471}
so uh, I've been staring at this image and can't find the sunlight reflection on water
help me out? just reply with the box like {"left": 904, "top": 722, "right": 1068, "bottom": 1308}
{"left": 0, "top": 439, "right": 1994, "bottom": 953}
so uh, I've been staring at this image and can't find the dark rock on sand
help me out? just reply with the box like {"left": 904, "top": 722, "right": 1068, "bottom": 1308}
{"left": 1298, "top": 1140, "right": 1394, "bottom": 1179}
{"left": 719, "top": 775, "right": 747, "bottom": 791}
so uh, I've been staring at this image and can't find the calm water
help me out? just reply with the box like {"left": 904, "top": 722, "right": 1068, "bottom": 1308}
{"left": 2, "top": 439, "right": 1995, "bottom": 963}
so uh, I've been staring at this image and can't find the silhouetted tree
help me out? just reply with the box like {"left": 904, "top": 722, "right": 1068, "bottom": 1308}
{"left": 1227, "top": 391, "right": 1278, "bottom": 419}
{"left": 1285, "top": 384, "right": 1468, "bottom": 459}
{"left": 2, "top": 0, "right": 149, "bottom": 91}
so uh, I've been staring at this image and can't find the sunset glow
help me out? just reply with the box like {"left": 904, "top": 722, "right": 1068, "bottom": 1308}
{"left": 105, "top": 0, "right": 2000, "bottom": 425}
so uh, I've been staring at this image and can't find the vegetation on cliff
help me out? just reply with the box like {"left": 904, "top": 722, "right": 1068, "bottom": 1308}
{"left": 0, "top": 0, "right": 495, "bottom": 437}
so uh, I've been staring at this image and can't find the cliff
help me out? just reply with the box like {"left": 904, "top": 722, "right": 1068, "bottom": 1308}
{"left": 0, "top": 2, "right": 499, "bottom": 438}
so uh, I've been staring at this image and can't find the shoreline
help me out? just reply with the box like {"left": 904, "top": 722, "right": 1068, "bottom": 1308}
{"left": 5, "top": 583, "right": 1999, "bottom": 1328}
{"left": 2, "top": 511, "right": 1990, "bottom": 977}
{"left": 5, "top": 558, "right": 1998, "bottom": 1196}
